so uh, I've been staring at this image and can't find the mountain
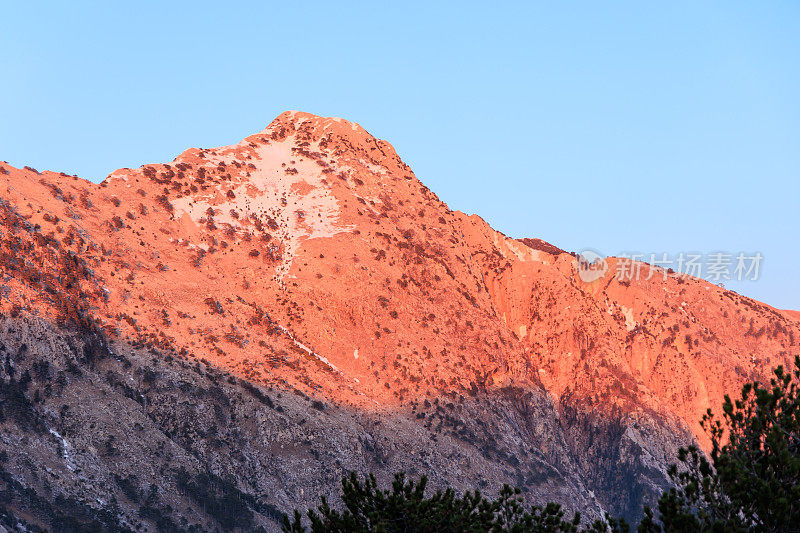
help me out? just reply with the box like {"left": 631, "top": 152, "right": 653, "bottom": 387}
{"left": 1, "top": 111, "right": 797, "bottom": 531}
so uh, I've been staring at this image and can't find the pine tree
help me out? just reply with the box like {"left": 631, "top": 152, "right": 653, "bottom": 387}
{"left": 640, "top": 356, "right": 800, "bottom": 532}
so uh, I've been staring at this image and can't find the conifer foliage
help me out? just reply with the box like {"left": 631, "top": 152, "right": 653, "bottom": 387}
{"left": 287, "top": 356, "right": 800, "bottom": 532}
{"left": 640, "top": 355, "right": 800, "bottom": 532}
{"left": 282, "top": 471, "right": 628, "bottom": 532}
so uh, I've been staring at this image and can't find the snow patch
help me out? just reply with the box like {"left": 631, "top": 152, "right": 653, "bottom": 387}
{"left": 620, "top": 305, "right": 637, "bottom": 332}
{"left": 171, "top": 135, "right": 354, "bottom": 279}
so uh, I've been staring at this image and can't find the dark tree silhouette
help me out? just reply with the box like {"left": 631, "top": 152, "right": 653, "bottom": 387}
{"left": 640, "top": 355, "right": 800, "bottom": 532}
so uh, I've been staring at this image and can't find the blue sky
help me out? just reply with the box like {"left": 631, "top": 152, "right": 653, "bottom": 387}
{"left": 1, "top": 2, "right": 798, "bottom": 309}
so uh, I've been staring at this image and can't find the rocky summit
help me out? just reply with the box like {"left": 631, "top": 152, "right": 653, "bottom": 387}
{"left": 1, "top": 111, "right": 797, "bottom": 531}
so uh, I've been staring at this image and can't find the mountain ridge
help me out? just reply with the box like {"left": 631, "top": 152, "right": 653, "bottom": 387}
{"left": 0, "top": 110, "right": 797, "bottom": 530}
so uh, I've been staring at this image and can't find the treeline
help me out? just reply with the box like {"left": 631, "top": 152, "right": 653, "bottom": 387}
{"left": 285, "top": 356, "right": 800, "bottom": 532}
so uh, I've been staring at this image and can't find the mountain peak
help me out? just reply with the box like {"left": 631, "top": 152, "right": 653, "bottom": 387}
{"left": 2, "top": 113, "right": 799, "bottom": 527}
{"left": 268, "top": 110, "right": 370, "bottom": 135}
{"left": 2, "top": 113, "right": 798, "bottom": 449}
{"left": 245, "top": 110, "right": 389, "bottom": 159}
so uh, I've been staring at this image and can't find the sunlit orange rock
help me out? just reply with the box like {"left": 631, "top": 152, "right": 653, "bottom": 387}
{"left": 2, "top": 111, "right": 797, "bottom": 454}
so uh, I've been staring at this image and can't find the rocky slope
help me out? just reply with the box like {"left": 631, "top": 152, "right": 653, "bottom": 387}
{"left": 0, "top": 111, "right": 797, "bottom": 531}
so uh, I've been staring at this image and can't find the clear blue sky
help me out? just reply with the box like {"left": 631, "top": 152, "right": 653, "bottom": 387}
{"left": 2, "top": 2, "right": 798, "bottom": 309}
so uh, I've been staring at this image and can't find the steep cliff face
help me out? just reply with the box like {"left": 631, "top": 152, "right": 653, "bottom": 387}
{"left": 0, "top": 111, "right": 797, "bottom": 529}
{"left": 472, "top": 227, "right": 797, "bottom": 450}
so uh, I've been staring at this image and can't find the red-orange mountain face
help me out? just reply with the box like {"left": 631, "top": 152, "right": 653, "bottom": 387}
{"left": 1, "top": 111, "right": 798, "bottom": 529}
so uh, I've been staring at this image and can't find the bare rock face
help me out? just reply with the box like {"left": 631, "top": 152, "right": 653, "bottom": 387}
{"left": 0, "top": 111, "right": 797, "bottom": 530}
